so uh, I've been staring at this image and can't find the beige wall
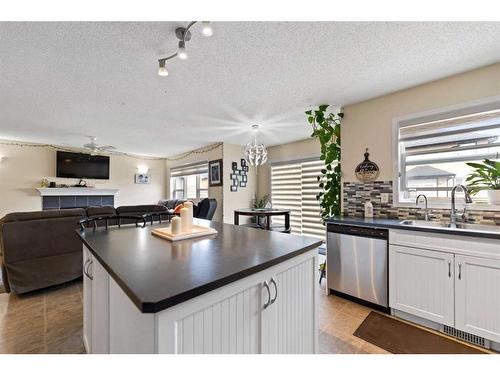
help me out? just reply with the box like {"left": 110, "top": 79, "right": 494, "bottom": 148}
{"left": 341, "top": 63, "right": 500, "bottom": 182}
{"left": 222, "top": 143, "right": 256, "bottom": 224}
{"left": 257, "top": 137, "right": 320, "bottom": 197}
{"left": 256, "top": 63, "right": 500, "bottom": 199}
{"left": 165, "top": 144, "right": 223, "bottom": 222}
{"left": 0, "top": 141, "right": 166, "bottom": 218}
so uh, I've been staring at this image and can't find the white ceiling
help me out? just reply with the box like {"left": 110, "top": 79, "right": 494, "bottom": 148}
{"left": 1, "top": 22, "right": 499, "bottom": 157}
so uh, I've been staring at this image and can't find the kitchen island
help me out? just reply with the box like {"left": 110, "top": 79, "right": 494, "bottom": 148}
{"left": 77, "top": 219, "right": 321, "bottom": 354}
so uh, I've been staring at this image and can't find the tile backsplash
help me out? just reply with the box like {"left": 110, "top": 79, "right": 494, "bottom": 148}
{"left": 343, "top": 181, "right": 500, "bottom": 226}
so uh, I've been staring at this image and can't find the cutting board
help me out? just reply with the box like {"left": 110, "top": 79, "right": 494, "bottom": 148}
{"left": 151, "top": 225, "right": 218, "bottom": 242}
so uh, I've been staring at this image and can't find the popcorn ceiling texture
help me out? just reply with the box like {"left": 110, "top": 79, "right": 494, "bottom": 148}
{"left": 343, "top": 181, "right": 500, "bottom": 226}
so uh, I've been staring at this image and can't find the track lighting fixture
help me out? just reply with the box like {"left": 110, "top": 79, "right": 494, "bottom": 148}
{"left": 177, "top": 40, "right": 188, "bottom": 60}
{"left": 158, "top": 59, "right": 168, "bottom": 76}
{"left": 201, "top": 21, "right": 213, "bottom": 37}
{"left": 157, "top": 21, "right": 214, "bottom": 77}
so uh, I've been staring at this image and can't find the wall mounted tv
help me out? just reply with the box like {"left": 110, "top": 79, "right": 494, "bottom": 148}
{"left": 56, "top": 151, "right": 110, "bottom": 179}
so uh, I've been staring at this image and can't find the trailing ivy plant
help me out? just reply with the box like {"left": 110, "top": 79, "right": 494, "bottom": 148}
{"left": 305, "top": 105, "right": 344, "bottom": 221}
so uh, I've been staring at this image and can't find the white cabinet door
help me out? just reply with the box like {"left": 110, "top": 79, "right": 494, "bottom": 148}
{"left": 389, "top": 245, "right": 455, "bottom": 326}
{"left": 90, "top": 257, "right": 109, "bottom": 354}
{"left": 455, "top": 254, "right": 500, "bottom": 342}
{"left": 156, "top": 250, "right": 318, "bottom": 354}
{"left": 261, "top": 254, "right": 316, "bottom": 354}
{"left": 82, "top": 246, "right": 92, "bottom": 353}
{"left": 159, "top": 282, "right": 262, "bottom": 354}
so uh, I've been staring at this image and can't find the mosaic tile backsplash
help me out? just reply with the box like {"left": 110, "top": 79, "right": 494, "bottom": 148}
{"left": 343, "top": 181, "right": 500, "bottom": 226}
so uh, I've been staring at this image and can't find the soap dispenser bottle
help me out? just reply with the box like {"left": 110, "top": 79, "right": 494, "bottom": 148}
{"left": 364, "top": 200, "right": 374, "bottom": 218}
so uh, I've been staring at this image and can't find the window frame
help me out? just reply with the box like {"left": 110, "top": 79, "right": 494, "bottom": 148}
{"left": 169, "top": 161, "right": 209, "bottom": 201}
{"left": 392, "top": 95, "right": 500, "bottom": 211}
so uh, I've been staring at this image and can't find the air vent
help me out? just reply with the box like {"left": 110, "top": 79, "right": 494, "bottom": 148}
{"left": 442, "top": 325, "right": 487, "bottom": 348}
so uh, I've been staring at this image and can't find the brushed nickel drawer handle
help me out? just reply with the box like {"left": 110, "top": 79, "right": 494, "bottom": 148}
{"left": 458, "top": 263, "right": 462, "bottom": 280}
{"left": 270, "top": 277, "right": 278, "bottom": 305}
{"left": 263, "top": 281, "right": 271, "bottom": 309}
{"left": 83, "top": 259, "right": 90, "bottom": 279}
{"left": 448, "top": 261, "right": 451, "bottom": 278}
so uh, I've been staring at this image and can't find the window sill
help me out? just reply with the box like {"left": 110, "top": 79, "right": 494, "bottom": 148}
{"left": 393, "top": 201, "right": 500, "bottom": 212}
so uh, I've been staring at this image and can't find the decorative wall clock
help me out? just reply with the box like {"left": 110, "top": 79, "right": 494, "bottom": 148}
{"left": 355, "top": 148, "right": 380, "bottom": 182}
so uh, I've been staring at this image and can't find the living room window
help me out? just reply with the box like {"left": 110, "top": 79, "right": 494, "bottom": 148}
{"left": 393, "top": 96, "right": 500, "bottom": 207}
{"left": 270, "top": 158, "right": 325, "bottom": 240}
{"left": 170, "top": 162, "right": 209, "bottom": 200}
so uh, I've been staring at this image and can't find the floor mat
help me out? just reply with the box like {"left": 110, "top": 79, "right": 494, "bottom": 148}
{"left": 353, "top": 311, "right": 487, "bottom": 354}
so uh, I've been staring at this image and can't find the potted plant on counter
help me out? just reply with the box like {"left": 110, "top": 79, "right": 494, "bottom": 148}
{"left": 466, "top": 159, "right": 500, "bottom": 204}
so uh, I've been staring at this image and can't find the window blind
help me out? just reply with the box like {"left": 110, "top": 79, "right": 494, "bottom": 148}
{"left": 396, "top": 102, "right": 500, "bottom": 203}
{"left": 170, "top": 161, "right": 208, "bottom": 177}
{"left": 271, "top": 158, "right": 325, "bottom": 240}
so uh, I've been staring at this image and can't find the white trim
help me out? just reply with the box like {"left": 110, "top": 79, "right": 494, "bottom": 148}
{"left": 36, "top": 187, "right": 119, "bottom": 196}
{"left": 392, "top": 94, "right": 500, "bottom": 209}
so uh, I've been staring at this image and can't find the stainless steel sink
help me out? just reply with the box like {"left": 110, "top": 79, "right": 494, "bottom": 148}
{"left": 399, "top": 220, "right": 500, "bottom": 233}
{"left": 399, "top": 220, "right": 448, "bottom": 228}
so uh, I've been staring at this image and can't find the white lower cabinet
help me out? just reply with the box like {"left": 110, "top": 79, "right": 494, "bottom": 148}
{"left": 83, "top": 246, "right": 318, "bottom": 354}
{"left": 156, "top": 250, "right": 317, "bottom": 354}
{"left": 455, "top": 255, "right": 500, "bottom": 343}
{"left": 389, "top": 229, "right": 500, "bottom": 346}
{"left": 389, "top": 245, "right": 454, "bottom": 326}
{"left": 82, "top": 245, "right": 109, "bottom": 354}
{"left": 261, "top": 255, "right": 315, "bottom": 353}
{"left": 82, "top": 246, "right": 92, "bottom": 353}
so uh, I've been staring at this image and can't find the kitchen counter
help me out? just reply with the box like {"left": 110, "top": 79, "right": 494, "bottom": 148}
{"left": 78, "top": 219, "right": 321, "bottom": 313}
{"left": 78, "top": 219, "right": 321, "bottom": 353}
{"left": 326, "top": 216, "right": 500, "bottom": 240}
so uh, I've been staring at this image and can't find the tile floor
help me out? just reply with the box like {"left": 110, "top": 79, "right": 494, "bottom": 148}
{"left": 0, "top": 280, "right": 85, "bottom": 354}
{"left": 0, "top": 278, "right": 385, "bottom": 354}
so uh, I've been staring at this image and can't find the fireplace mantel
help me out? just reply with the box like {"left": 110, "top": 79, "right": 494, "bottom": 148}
{"left": 36, "top": 188, "right": 120, "bottom": 196}
{"left": 36, "top": 188, "right": 120, "bottom": 210}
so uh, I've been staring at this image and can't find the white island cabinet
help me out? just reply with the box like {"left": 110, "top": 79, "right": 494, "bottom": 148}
{"left": 83, "top": 246, "right": 318, "bottom": 354}
{"left": 389, "top": 229, "right": 500, "bottom": 347}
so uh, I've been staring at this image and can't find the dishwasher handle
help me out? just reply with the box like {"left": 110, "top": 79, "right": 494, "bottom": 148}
{"left": 327, "top": 223, "right": 388, "bottom": 239}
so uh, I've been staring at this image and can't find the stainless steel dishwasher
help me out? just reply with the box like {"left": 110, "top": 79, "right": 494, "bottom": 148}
{"left": 326, "top": 223, "right": 389, "bottom": 312}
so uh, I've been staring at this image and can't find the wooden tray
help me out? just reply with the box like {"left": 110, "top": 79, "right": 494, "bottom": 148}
{"left": 151, "top": 225, "right": 218, "bottom": 242}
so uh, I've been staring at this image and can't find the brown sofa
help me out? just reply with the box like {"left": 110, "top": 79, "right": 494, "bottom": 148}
{"left": 0, "top": 209, "right": 86, "bottom": 294}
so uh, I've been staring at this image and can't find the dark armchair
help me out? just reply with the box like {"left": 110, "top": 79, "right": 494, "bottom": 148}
{"left": 195, "top": 198, "right": 217, "bottom": 220}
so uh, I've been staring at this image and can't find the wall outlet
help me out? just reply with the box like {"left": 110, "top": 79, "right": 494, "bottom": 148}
{"left": 381, "top": 193, "right": 389, "bottom": 204}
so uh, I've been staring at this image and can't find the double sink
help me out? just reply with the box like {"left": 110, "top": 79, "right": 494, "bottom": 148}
{"left": 400, "top": 220, "right": 500, "bottom": 234}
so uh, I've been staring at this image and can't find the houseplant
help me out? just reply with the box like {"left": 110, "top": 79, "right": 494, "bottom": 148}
{"left": 466, "top": 159, "right": 500, "bottom": 204}
{"left": 252, "top": 194, "right": 269, "bottom": 210}
{"left": 305, "top": 104, "right": 344, "bottom": 220}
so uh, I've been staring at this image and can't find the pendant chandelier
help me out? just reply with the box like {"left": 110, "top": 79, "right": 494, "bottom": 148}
{"left": 244, "top": 125, "right": 268, "bottom": 166}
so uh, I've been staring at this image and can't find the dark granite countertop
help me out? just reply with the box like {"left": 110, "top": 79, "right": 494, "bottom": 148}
{"left": 326, "top": 216, "right": 500, "bottom": 240}
{"left": 77, "top": 220, "right": 322, "bottom": 313}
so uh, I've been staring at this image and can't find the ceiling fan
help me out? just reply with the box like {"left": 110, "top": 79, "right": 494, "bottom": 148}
{"left": 83, "top": 136, "right": 115, "bottom": 154}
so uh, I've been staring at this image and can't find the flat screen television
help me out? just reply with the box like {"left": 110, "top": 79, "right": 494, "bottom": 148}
{"left": 56, "top": 151, "right": 110, "bottom": 179}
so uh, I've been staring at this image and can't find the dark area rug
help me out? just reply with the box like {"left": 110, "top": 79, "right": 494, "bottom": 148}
{"left": 354, "top": 311, "right": 487, "bottom": 354}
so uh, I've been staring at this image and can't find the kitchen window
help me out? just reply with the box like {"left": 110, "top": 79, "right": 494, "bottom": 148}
{"left": 393, "top": 96, "right": 500, "bottom": 207}
{"left": 170, "top": 162, "right": 209, "bottom": 200}
{"left": 270, "top": 158, "right": 325, "bottom": 240}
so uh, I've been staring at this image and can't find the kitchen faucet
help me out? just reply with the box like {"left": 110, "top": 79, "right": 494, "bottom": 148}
{"left": 450, "top": 184, "right": 473, "bottom": 225}
{"left": 415, "top": 194, "right": 430, "bottom": 221}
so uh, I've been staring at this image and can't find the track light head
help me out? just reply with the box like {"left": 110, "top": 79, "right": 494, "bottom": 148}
{"left": 201, "top": 21, "right": 213, "bottom": 37}
{"left": 158, "top": 59, "right": 168, "bottom": 76}
{"left": 177, "top": 40, "right": 188, "bottom": 60}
